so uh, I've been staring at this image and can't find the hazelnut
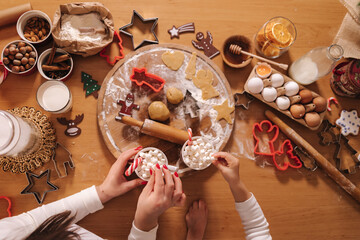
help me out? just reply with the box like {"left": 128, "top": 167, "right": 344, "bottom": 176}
{"left": 11, "top": 66, "right": 20, "bottom": 72}
{"left": 20, "top": 47, "right": 27, "bottom": 54}
{"left": 24, "top": 53, "right": 30, "bottom": 58}
{"left": 29, "top": 51, "right": 36, "bottom": 58}
{"left": 25, "top": 64, "right": 31, "bottom": 70}
{"left": 4, "top": 48, "right": 9, "bottom": 56}
{"left": 15, "top": 48, "right": 19, "bottom": 53}
{"left": 20, "top": 66, "right": 25, "bottom": 72}
{"left": 18, "top": 42, "right": 26, "bottom": 47}
{"left": 21, "top": 57, "right": 28, "bottom": 65}
{"left": 3, "top": 57, "right": 9, "bottom": 65}
{"left": 8, "top": 63, "right": 14, "bottom": 69}
{"left": 28, "top": 58, "right": 35, "bottom": 65}
{"left": 9, "top": 46, "right": 17, "bottom": 55}
{"left": 13, "top": 60, "right": 21, "bottom": 66}
{"left": 9, "top": 44, "right": 16, "bottom": 48}
{"left": 15, "top": 53, "right": 23, "bottom": 59}
{"left": 26, "top": 46, "right": 32, "bottom": 52}
{"left": 8, "top": 55, "right": 14, "bottom": 60}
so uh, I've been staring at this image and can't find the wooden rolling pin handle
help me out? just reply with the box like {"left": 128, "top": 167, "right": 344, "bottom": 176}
{"left": 118, "top": 115, "right": 144, "bottom": 128}
{"left": 265, "top": 110, "right": 360, "bottom": 203}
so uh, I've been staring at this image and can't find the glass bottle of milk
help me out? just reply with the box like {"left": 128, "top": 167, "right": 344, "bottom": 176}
{"left": 289, "top": 44, "right": 343, "bottom": 85}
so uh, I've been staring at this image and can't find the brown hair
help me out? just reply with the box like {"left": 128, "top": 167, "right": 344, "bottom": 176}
{"left": 25, "top": 210, "right": 80, "bottom": 240}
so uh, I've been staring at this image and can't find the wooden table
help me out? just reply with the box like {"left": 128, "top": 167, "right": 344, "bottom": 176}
{"left": 1, "top": 0, "right": 359, "bottom": 239}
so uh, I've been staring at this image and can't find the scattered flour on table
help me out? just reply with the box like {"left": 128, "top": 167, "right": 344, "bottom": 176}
{"left": 59, "top": 13, "right": 106, "bottom": 42}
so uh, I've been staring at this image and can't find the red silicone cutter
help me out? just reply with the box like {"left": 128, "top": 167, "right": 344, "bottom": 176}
{"left": 130, "top": 68, "right": 165, "bottom": 93}
{"left": 99, "top": 30, "right": 124, "bottom": 65}
{"left": 0, "top": 196, "right": 12, "bottom": 217}
{"left": 253, "top": 120, "right": 302, "bottom": 170}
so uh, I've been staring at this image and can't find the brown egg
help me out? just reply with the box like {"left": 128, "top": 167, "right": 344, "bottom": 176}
{"left": 299, "top": 89, "right": 313, "bottom": 104}
{"left": 304, "top": 112, "right": 321, "bottom": 127}
{"left": 290, "top": 104, "right": 305, "bottom": 118}
{"left": 313, "top": 97, "right": 327, "bottom": 112}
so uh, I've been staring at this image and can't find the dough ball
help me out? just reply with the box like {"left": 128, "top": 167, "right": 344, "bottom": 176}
{"left": 247, "top": 77, "right": 264, "bottom": 94}
{"left": 270, "top": 73, "right": 284, "bottom": 88}
{"left": 313, "top": 97, "right": 327, "bottom": 112}
{"left": 304, "top": 112, "right": 321, "bottom": 127}
{"left": 290, "top": 104, "right": 305, "bottom": 118}
{"left": 166, "top": 87, "right": 184, "bottom": 104}
{"left": 148, "top": 101, "right": 170, "bottom": 121}
{"left": 261, "top": 87, "right": 277, "bottom": 102}
{"left": 284, "top": 81, "right": 299, "bottom": 96}
{"left": 276, "top": 96, "right": 290, "bottom": 110}
{"left": 299, "top": 90, "right": 313, "bottom": 104}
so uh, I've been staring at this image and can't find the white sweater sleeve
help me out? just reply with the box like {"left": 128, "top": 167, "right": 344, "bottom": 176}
{"left": 235, "top": 193, "right": 272, "bottom": 240}
{"left": 0, "top": 185, "right": 104, "bottom": 240}
{"left": 128, "top": 221, "right": 158, "bottom": 240}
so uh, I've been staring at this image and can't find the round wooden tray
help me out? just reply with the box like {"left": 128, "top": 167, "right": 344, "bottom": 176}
{"left": 97, "top": 43, "right": 234, "bottom": 173}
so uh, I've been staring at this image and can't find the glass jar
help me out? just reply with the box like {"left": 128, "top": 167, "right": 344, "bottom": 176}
{"left": 289, "top": 44, "right": 344, "bottom": 85}
{"left": 0, "top": 110, "right": 40, "bottom": 157}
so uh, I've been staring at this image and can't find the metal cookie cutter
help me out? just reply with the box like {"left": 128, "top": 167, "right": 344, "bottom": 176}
{"left": 234, "top": 91, "right": 254, "bottom": 110}
{"left": 293, "top": 146, "right": 318, "bottom": 171}
{"left": 20, "top": 169, "right": 59, "bottom": 204}
{"left": 52, "top": 142, "right": 75, "bottom": 178}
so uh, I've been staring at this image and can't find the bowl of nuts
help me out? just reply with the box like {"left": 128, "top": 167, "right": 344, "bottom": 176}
{"left": 1, "top": 40, "right": 38, "bottom": 74}
{"left": 16, "top": 10, "right": 52, "bottom": 45}
{"left": 38, "top": 48, "right": 73, "bottom": 81}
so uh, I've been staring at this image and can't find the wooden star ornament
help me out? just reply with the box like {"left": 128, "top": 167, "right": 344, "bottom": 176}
{"left": 213, "top": 99, "right": 235, "bottom": 124}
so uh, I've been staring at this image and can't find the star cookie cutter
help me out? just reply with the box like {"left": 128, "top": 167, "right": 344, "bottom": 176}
{"left": 0, "top": 196, "right": 12, "bottom": 217}
{"left": 20, "top": 169, "right": 59, "bottom": 204}
{"left": 253, "top": 120, "right": 302, "bottom": 170}
{"left": 234, "top": 91, "right": 254, "bottom": 110}
{"left": 52, "top": 143, "right": 75, "bottom": 178}
{"left": 130, "top": 67, "right": 165, "bottom": 92}
{"left": 99, "top": 31, "right": 125, "bottom": 65}
{"left": 119, "top": 10, "right": 159, "bottom": 50}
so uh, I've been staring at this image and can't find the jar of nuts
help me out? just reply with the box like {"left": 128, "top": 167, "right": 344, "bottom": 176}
{"left": 17, "top": 10, "right": 52, "bottom": 44}
{"left": 1, "top": 40, "right": 38, "bottom": 74}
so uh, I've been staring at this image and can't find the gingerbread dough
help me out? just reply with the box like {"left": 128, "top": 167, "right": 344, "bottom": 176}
{"left": 161, "top": 51, "right": 185, "bottom": 70}
{"left": 193, "top": 69, "right": 219, "bottom": 100}
{"left": 185, "top": 52, "right": 197, "bottom": 80}
{"left": 166, "top": 87, "right": 184, "bottom": 104}
{"left": 148, "top": 101, "right": 170, "bottom": 121}
{"left": 213, "top": 99, "right": 235, "bottom": 124}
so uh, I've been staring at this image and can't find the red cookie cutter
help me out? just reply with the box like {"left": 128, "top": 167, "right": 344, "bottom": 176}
{"left": 99, "top": 31, "right": 124, "bottom": 65}
{"left": 130, "top": 68, "right": 165, "bottom": 93}
{"left": 253, "top": 120, "right": 302, "bottom": 170}
{"left": 0, "top": 196, "right": 12, "bottom": 217}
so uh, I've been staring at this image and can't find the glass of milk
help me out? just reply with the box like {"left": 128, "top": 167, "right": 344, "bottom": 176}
{"left": 0, "top": 110, "right": 41, "bottom": 157}
{"left": 36, "top": 80, "right": 72, "bottom": 114}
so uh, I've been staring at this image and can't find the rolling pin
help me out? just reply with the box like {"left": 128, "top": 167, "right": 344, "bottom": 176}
{"left": 0, "top": 3, "right": 32, "bottom": 27}
{"left": 265, "top": 110, "right": 360, "bottom": 203}
{"left": 116, "top": 115, "right": 189, "bottom": 145}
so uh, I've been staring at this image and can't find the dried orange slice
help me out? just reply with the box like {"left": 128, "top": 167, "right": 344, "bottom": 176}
{"left": 256, "top": 31, "right": 266, "bottom": 47}
{"left": 262, "top": 40, "right": 280, "bottom": 57}
{"left": 270, "top": 23, "right": 291, "bottom": 46}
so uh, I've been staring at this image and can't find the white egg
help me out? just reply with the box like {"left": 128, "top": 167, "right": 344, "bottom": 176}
{"left": 247, "top": 77, "right": 264, "bottom": 94}
{"left": 270, "top": 73, "right": 284, "bottom": 88}
{"left": 261, "top": 87, "right": 277, "bottom": 102}
{"left": 284, "top": 81, "right": 299, "bottom": 96}
{"left": 276, "top": 96, "right": 291, "bottom": 110}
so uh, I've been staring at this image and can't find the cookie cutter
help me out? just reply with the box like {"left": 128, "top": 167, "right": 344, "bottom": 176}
{"left": 52, "top": 142, "right": 75, "bottom": 178}
{"left": 317, "top": 119, "right": 338, "bottom": 146}
{"left": 119, "top": 10, "right": 159, "bottom": 50}
{"left": 234, "top": 91, "right": 254, "bottom": 110}
{"left": 20, "top": 169, "right": 59, "bottom": 204}
{"left": 183, "top": 90, "right": 200, "bottom": 118}
{"left": 253, "top": 120, "right": 302, "bottom": 170}
{"left": 130, "top": 67, "right": 165, "bottom": 92}
{"left": 0, "top": 196, "right": 12, "bottom": 217}
{"left": 334, "top": 134, "right": 359, "bottom": 174}
{"left": 293, "top": 146, "right": 318, "bottom": 171}
{"left": 99, "top": 30, "right": 125, "bottom": 65}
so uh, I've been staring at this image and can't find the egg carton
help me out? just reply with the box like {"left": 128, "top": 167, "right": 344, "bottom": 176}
{"left": 244, "top": 65, "right": 326, "bottom": 130}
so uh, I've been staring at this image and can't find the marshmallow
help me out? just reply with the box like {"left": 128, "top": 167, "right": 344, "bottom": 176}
{"left": 183, "top": 137, "right": 214, "bottom": 170}
{"left": 136, "top": 148, "right": 167, "bottom": 180}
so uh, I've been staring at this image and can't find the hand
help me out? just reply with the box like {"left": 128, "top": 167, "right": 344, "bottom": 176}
{"left": 212, "top": 152, "right": 240, "bottom": 186}
{"left": 96, "top": 147, "right": 145, "bottom": 204}
{"left": 134, "top": 165, "right": 186, "bottom": 231}
{"left": 212, "top": 152, "right": 251, "bottom": 202}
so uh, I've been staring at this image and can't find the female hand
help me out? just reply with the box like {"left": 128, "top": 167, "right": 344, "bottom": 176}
{"left": 212, "top": 152, "right": 240, "bottom": 185}
{"left": 96, "top": 147, "right": 145, "bottom": 204}
{"left": 134, "top": 165, "right": 186, "bottom": 231}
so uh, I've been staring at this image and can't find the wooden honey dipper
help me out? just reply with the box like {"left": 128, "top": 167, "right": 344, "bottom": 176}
{"left": 229, "top": 44, "right": 288, "bottom": 70}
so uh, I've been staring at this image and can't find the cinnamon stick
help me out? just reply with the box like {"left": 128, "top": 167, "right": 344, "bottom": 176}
{"left": 53, "top": 54, "right": 70, "bottom": 63}
{"left": 46, "top": 45, "right": 56, "bottom": 65}
{"left": 42, "top": 65, "right": 70, "bottom": 71}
